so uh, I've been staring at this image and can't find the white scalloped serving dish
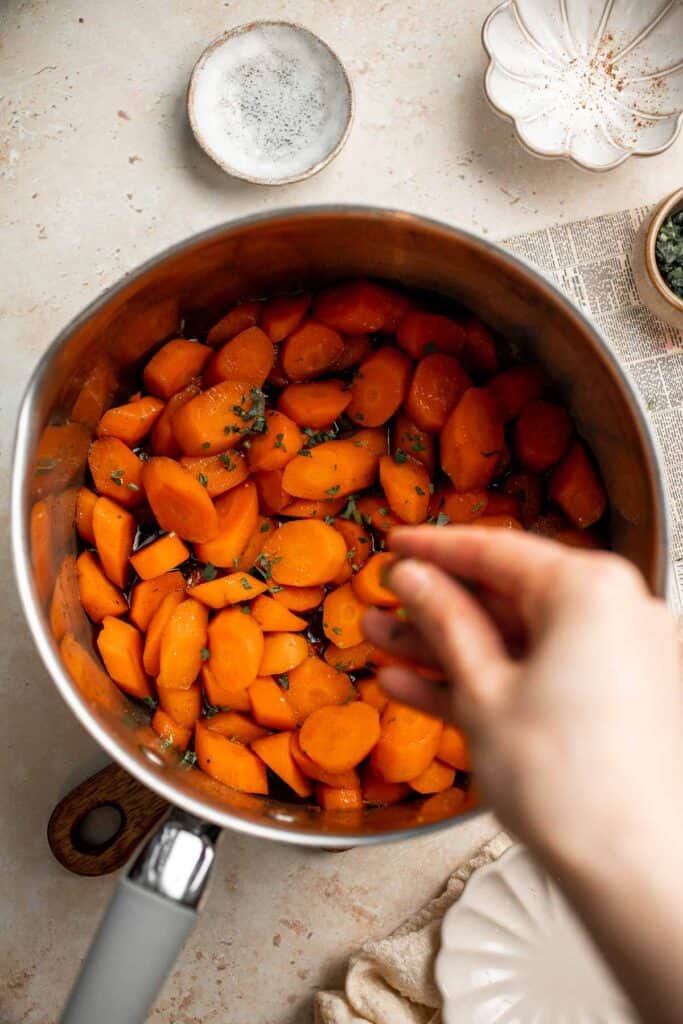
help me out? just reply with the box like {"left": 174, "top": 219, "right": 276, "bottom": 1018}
{"left": 436, "top": 845, "right": 637, "bottom": 1023}
{"left": 482, "top": 0, "right": 683, "bottom": 171}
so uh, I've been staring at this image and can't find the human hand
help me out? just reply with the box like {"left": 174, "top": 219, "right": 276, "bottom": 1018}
{"left": 362, "top": 527, "right": 682, "bottom": 864}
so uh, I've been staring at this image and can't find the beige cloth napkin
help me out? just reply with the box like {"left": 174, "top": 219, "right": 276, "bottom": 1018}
{"left": 314, "top": 832, "right": 513, "bottom": 1024}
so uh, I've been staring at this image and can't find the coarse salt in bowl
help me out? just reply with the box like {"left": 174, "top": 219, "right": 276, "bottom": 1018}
{"left": 188, "top": 21, "right": 353, "bottom": 185}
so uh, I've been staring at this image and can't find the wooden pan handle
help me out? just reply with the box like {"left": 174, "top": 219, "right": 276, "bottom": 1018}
{"left": 47, "top": 762, "right": 169, "bottom": 876}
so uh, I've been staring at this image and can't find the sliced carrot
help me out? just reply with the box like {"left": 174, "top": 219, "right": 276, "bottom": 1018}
{"left": 88, "top": 437, "right": 144, "bottom": 508}
{"left": 195, "top": 721, "right": 268, "bottom": 794}
{"left": 96, "top": 396, "right": 165, "bottom": 446}
{"left": 130, "top": 534, "right": 189, "bottom": 581}
{"left": 207, "top": 301, "right": 262, "bottom": 346}
{"left": 76, "top": 551, "right": 127, "bottom": 622}
{"left": 189, "top": 571, "right": 267, "bottom": 609}
{"left": 260, "top": 292, "right": 311, "bottom": 342}
{"left": 476, "top": 514, "right": 524, "bottom": 530}
{"left": 171, "top": 380, "right": 255, "bottom": 456}
{"left": 32, "top": 422, "right": 90, "bottom": 501}
{"left": 206, "top": 710, "right": 269, "bottom": 743}
{"left": 483, "top": 492, "right": 521, "bottom": 519}
{"left": 282, "top": 440, "right": 377, "bottom": 500}
{"left": 396, "top": 311, "right": 466, "bottom": 359}
{"left": 350, "top": 427, "right": 389, "bottom": 457}
{"left": 357, "top": 676, "right": 388, "bottom": 712}
{"left": 371, "top": 648, "right": 447, "bottom": 682}
{"left": 157, "top": 597, "right": 208, "bottom": 690}
{"left": 379, "top": 453, "right": 430, "bottom": 524}
{"left": 371, "top": 702, "right": 443, "bottom": 782}
{"left": 205, "top": 326, "right": 275, "bottom": 388}
{"left": 129, "top": 571, "right": 185, "bottom": 631}
{"left": 277, "top": 379, "right": 351, "bottom": 428}
{"left": 323, "top": 640, "right": 379, "bottom": 672}
{"left": 252, "top": 468, "right": 291, "bottom": 516}
{"left": 251, "top": 594, "right": 307, "bottom": 632}
{"left": 259, "top": 632, "right": 309, "bottom": 676}
{"left": 299, "top": 702, "right": 380, "bottom": 773}
{"left": 143, "top": 339, "right": 211, "bottom": 399}
{"left": 347, "top": 347, "right": 412, "bottom": 427}
{"left": 502, "top": 472, "right": 544, "bottom": 529}
{"left": 351, "top": 552, "right": 399, "bottom": 608}
{"left": 235, "top": 517, "right": 274, "bottom": 573}
{"left": 285, "top": 655, "right": 353, "bottom": 724}
{"left": 75, "top": 486, "right": 98, "bottom": 546}
{"left": 548, "top": 441, "right": 607, "bottom": 528}
{"left": 50, "top": 555, "right": 83, "bottom": 643}
{"left": 259, "top": 520, "right": 347, "bottom": 586}
{"left": 92, "top": 496, "right": 136, "bottom": 589}
{"left": 281, "top": 320, "right": 344, "bottom": 381}
{"left": 31, "top": 497, "right": 55, "bottom": 605}
{"left": 202, "top": 663, "right": 250, "bottom": 712}
{"left": 152, "top": 709, "right": 191, "bottom": 752}
{"left": 460, "top": 318, "right": 498, "bottom": 377}
{"left": 143, "top": 590, "right": 185, "bottom": 676}
{"left": 251, "top": 732, "right": 313, "bottom": 798}
{"left": 332, "top": 334, "right": 373, "bottom": 373}
{"left": 207, "top": 607, "right": 264, "bottom": 698}
{"left": 179, "top": 450, "right": 248, "bottom": 498}
{"left": 194, "top": 480, "right": 258, "bottom": 566}
{"left": 514, "top": 399, "right": 572, "bottom": 472}
{"left": 70, "top": 358, "right": 117, "bottom": 429}
{"left": 409, "top": 759, "right": 455, "bottom": 794}
{"left": 356, "top": 495, "right": 401, "bottom": 532}
{"left": 418, "top": 787, "right": 468, "bottom": 822}
{"left": 392, "top": 414, "right": 435, "bottom": 474}
{"left": 290, "top": 732, "right": 359, "bottom": 787}
{"left": 441, "top": 489, "right": 488, "bottom": 524}
{"left": 249, "top": 676, "right": 296, "bottom": 730}
{"left": 141, "top": 457, "right": 218, "bottom": 544}
{"left": 60, "top": 632, "right": 126, "bottom": 715}
{"left": 437, "top": 724, "right": 471, "bottom": 771}
{"left": 281, "top": 497, "right": 346, "bottom": 519}
{"left": 316, "top": 783, "right": 362, "bottom": 810}
{"left": 323, "top": 584, "right": 369, "bottom": 648}
{"left": 150, "top": 382, "right": 201, "bottom": 457}
{"left": 361, "top": 766, "right": 410, "bottom": 806}
{"left": 489, "top": 365, "right": 545, "bottom": 421}
{"left": 272, "top": 584, "right": 324, "bottom": 612}
{"left": 313, "top": 280, "right": 412, "bottom": 333}
{"left": 330, "top": 516, "right": 371, "bottom": 583}
{"left": 158, "top": 681, "right": 202, "bottom": 728}
{"left": 440, "top": 388, "right": 505, "bottom": 492}
{"left": 404, "top": 354, "right": 471, "bottom": 434}
{"left": 246, "top": 410, "right": 303, "bottom": 472}
{"left": 97, "top": 616, "right": 151, "bottom": 699}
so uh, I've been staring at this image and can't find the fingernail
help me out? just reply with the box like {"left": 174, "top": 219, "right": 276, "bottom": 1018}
{"left": 388, "top": 558, "right": 430, "bottom": 596}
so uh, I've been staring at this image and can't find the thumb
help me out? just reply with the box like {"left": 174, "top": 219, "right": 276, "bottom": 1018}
{"left": 387, "top": 558, "right": 511, "bottom": 709}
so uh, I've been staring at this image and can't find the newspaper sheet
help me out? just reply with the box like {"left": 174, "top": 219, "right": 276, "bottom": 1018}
{"left": 503, "top": 208, "right": 683, "bottom": 611}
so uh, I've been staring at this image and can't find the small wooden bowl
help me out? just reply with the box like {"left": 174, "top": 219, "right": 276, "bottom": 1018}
{"left": 633, "top": 188, "right": 683, "bottom": 330}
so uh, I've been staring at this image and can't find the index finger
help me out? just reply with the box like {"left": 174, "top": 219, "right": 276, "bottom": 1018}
{"left": 388, "top": 526, "right": 580, "bottom": 619}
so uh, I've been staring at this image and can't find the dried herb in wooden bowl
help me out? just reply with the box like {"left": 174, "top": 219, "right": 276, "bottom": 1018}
{"left": 655, "top": 209, "right": 683, "bottom": 300}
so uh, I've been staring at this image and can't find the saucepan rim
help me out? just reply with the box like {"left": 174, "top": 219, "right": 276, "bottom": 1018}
{"left": 11, "top": 204, "right": 670, "bottom": 846}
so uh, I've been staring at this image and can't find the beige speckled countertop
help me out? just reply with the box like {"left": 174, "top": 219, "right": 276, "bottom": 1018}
{"left": 1, "top": 2, "right": 681, "bottom": 1022}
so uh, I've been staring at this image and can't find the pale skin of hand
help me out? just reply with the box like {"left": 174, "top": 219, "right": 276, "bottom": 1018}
{"left": 362, "top": 527, "right": 683, "bottom": 1024}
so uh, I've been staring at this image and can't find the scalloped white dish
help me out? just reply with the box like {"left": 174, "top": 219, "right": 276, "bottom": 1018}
{"left": 482, "top": 0, "right": 683, "bottom": 171}
{"left": 436, "top": 846, "right": 637, "bottom": 1023}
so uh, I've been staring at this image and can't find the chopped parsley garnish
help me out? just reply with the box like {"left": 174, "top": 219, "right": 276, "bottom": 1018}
{"left": 180, "top": 750, "right": 198, "bottom": 767}
{"left": 128, "top": 482, "right": 140, "bottom": 492}
{"left": 331, "top": 626, "right": 343, "bottom": 636}
{"left": 240, "top": 577, "right": 253, "bottom": 590}
{"left": 201, "top": 441, "right": 211, "bottom": 449}
{"left": 240, "top": 604, "right": 251, "bottom": 614}
{"left": 297, "top": 447, "right": 313, "bottom": 457}
{"left": 274, "top": 432, "right": 286, "bottom": 451}
{"left": 277, "top": 673, "right": 290, "bottom": 690}
{"left": 423, "top": 342, "right": 438, "bottom": 354}
{"left": 142, "top": 696, "right": 158, "bottom": 710}
{"left": 393, "top": 449, "right": 409, "bottom": 464}
{"left": 198, "top": 473, "right": 208, "bottom": 488}
{"left": 110, "top": 469, "right": 124, "bottom": 485}
{"left": 202, "top": 562, "right": 218, "bottom": 581}
{"left": 436, "top": 511, "right": 450, "bottom": 526}
{"left": 471, "top": 500, "right": 486, "bottom": 514}
{"left": 200, "top": 646, "right": 211, "bottom": 661}
{"left": 219, "top": 453, "right": 236, "bottom": 469}
{"left": 341, "top": 494, "right": 362, "bottom": 525}
{"left": 260, "top": 521, "right": 271, "bottom": 532}
{"left": 325, "top": 485, "right": 341, "bottom": 496}
{"left": 415, "top": 486, "right": 426, "bottom": 496}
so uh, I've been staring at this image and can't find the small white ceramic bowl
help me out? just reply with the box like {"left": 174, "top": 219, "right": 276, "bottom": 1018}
{"left": 188, "top": 21, "right": 353, "bottom": 185}
{"left": 482, "top": 0, "right": 683, "bottom": 172}
{"left": 436, "top": 845, "right": 637, "bottom": 1023}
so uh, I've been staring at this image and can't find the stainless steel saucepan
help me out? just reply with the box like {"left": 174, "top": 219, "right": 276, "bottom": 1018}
{"left": 11, "top": 207, "right": 668, "bottom": 1024}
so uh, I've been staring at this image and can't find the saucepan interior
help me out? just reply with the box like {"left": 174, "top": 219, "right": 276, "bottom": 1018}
{"left": 11, "top": 207, "right": 668, "bottom": 847}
